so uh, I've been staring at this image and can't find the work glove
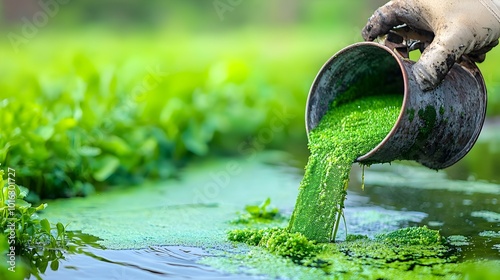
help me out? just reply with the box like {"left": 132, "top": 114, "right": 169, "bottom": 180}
{"left": 362, "top": 0, "right": 500, "bottom": 91}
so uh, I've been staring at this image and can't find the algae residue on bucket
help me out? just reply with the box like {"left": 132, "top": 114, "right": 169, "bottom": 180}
{"left": 288, "top": 94, "right": 402, "bottom": 242}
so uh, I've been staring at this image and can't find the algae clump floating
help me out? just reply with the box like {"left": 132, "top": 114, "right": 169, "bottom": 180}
{"left": 288, "top": 94, "right": 402, "bottom": 242}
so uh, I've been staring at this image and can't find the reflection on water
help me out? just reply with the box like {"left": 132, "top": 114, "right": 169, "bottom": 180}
{"left": 445, "top": 121, "right": 500, "bottom": 183}
{"left": 32, "top": 246, "right": 256, "bottom": 280}
{"left": 24, "top": 231, "right": 104, "bottom": 280}
{"left": 349, "top": 163, "right": 500, "bottom": 261}
{"left": 33, "top": 163, "right": 498, "bottom": 279}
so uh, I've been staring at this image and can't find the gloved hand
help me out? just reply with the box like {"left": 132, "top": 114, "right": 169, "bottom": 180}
{"left": 362, "top": 0, "right": 500, "bottom": 91}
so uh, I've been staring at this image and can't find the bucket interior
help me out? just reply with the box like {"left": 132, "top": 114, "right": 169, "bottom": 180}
{"left": 306, "top": 43, "right": 406, "bottom": 134}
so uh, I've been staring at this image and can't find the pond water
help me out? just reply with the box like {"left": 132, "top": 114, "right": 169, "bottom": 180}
{"left": 31, "top": 123, "right": 500, "bottom": 279}
{"left": 32, "top": 246, "right": 258, "bottom": 280}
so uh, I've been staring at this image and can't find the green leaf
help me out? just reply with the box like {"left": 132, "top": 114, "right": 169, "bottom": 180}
{"left": 93, "top": 155, "right": 120, "bottom": 182}
{"left": 35, "top": 203, "right": 48, "bottom": 211}
{"left": 55, "top": 117, "right": 77, "bottom": 131}
{"left": 245, "top": 205, "right": 260, "bottom": 215}
{"left": 99, "top": 135, "right": 131, "bottom": 156}
{"left": 38, "top": 257, "right": 48, "bottom": 273}
{"left": 15, "top": 199, "right": 31, "bottom": 209}
{"left": 260, "top": 197, "right": 271, "bottom": 209}
{"left": 78, "top": 146, "right": 102, "bottom": 157}
{"left": 182, "top": 122, "right": 209, "bottom": 156}
{"left": 18, "top": 185, "right": 29, "bottom": 199}
{"left": 40, "top": 218, "right": 51, "bottom": 233}
{"left": 56, "top": 222, "right": 65, "bottom": 236}
{"left": 139, "top": 137, "right": 157, "bottom": 155}
{"left": 35, "top": 126, "right": 55, "bottom": 141}
{"left": 50, "top": 260, "right": 60, "bottom": 271}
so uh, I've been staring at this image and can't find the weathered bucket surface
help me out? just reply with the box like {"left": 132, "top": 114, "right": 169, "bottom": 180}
{"left": 306, "top": 42, "right": 487, "bottom": 170}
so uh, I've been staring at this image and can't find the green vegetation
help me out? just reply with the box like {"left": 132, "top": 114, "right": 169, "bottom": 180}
{"left": 1, "top": 1, "right": 499, "bottom": 278}
{"left": 231, "top": 198, "right": 284, "bottom": 224}
{"left": 0, "top": 170, "right": 104, "bottom": 279}
{"left": 229, "top": 228, "right": 319, "bottom": 262}
{"left": 288, "top": 95, "right": 402, "bottom": 242}
{"left": 225, "top": 226, "right": 475, "bottom": 278}
{"left": 0, "top": 33, "right": 312, "bottom": 199}
{"left": 407, "top": 108, "right": 416, "bottom": 122}
{"left": 0, "top": 170, "right": 65, "bottom": 256}
{"left": 375, "top": 226, "right": 443, "bottom": 246}
{"left": 1, "top": 1, "right": 500, "bottom": 200}
{"left": 418, "top": 105, "right": 437, "bottom": 136}
{"left": 0, "top": 1, "right": 374, "bottom": 200}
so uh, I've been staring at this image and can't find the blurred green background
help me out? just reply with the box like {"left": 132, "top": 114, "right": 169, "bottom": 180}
{"left": 1, "top": 0, "right": 499, "bottom": 200}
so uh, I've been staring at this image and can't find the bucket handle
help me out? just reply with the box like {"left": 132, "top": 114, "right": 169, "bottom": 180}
{"left": 383, "top": 25, "right": 479, "bottom": 73}
{"left": 383, "top": 25, "right": 434, "bottom": 59}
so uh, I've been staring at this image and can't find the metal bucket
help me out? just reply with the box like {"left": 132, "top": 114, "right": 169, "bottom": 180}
{"left": 306, "top": 42, "right": 487, "bottom": 169}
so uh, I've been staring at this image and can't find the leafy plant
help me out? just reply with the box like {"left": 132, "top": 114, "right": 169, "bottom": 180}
{"left": 0, "top": 170, "right": 62, "bottom": 251}
{"left": 0, "top": 33, "right": 308, "bottom": 199}
{"left": 2, "top": 28, "right": 500, "bottom": 200}
{"left": 232, "top": 198, "right": 284, "bottom": 224}
{"left": 0, "top": 170, "right": 103, "bottom": 279}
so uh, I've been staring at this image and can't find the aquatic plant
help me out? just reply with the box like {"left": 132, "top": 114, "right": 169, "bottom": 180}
{"left": 0, "top": 170, "right": 103, "bottom": 279}
{"left": 0, "top": 170, "right": 66, "bottom": 252}
{"left": 375, "top": 226, "right": 443, "bottom": 246}
{"left": 228, "top": 228, "right": 266, "bottom": 246}
{"left": 0, "top": 170, "right": 64, "bottom": 276}
{"left": 226, "top": 226, "right": 470, "bottom": 279}
{"left": 228, "top": 227, "right": 319, "bottom": 262}
{"left": 231, "top": 198, "right": 284, "bottom": 224}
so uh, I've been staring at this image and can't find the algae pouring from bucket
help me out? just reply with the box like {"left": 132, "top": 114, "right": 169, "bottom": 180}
{"left": 287, "top": 94, "right": 402, "bottom": 243}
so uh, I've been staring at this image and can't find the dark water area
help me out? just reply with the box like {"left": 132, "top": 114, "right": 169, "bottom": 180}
{"left": 348, "top": 165, "right": 500, "bottom": 261}
{"left": 29, "top": 246, "right": 258, "bottom": 280}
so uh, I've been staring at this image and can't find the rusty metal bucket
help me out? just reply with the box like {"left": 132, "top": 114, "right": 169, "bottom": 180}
{"left": 305, "top": 41, "right": 487, "bottom": 169}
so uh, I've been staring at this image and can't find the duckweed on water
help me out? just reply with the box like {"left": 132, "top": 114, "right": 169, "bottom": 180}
{"left": 228, "top": 228, "right": 318, "bottom": 262}
{"left": 288, "top": 95, "right": 402, "bottom": 242}
{"left": 218, "top": 94, "right": 500, "bottom": 278}
{"left": 224, "top": 226, "right": 475, "bottom": 279}
{"left": 375, "top": 226, "right": 443, "bottom": 246}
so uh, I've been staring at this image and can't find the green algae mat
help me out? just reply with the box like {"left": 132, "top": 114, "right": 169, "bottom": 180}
{"left": 36, "top": 153, "right": 500, "bottom": 279}
{"left": 36, "top": 90, "right": 500, "bottom": 279}
{"left": 34, "top": 89, "right": 500, "bottom": 278}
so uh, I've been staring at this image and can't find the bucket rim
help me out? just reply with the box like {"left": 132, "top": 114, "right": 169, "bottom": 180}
{"left": 305, "top": 41, "right": 409, "bottom": 159}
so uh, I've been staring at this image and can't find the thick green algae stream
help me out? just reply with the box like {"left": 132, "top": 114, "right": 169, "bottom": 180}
{"left": 288, "top": 95, "right": 402, "bottom": 242}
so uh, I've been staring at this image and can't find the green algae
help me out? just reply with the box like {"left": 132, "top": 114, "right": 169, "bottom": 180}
{"left": 288, "top": 95, "right": 402, "bottom": 242}
{"left": 418, "top": 105, "right": 437, "bottom": 136}
{"left": 439, "top": 106, "right": 445, "bottom": 115}
{"left": 222, "top": 226, "right": 499, "bottom": 279}
{"left": 203, "top": 248, "right": 500, "bottom": 280}
{"left": 375, "top": 226, "right": 442, "bottom": 246}
{"left": 38, "top": 156, "right": 298, "bottom": 250}
{"left": 227, "top": 226, "right": 447, "bottom": 264}
{"left": 407, "top": 108, "right": 415, "bottom": 122}
{"left": 32, "top": 152, "right": 500, "bottom": 279}
{"left": 228, "top": 228, "right": 319, "bottom": 262}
